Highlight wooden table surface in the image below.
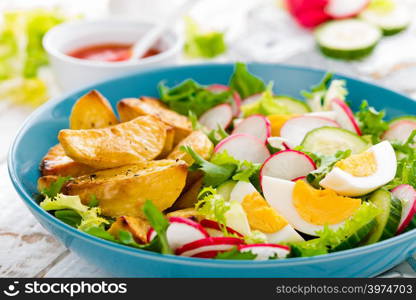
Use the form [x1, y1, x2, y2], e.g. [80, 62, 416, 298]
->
[0, 0, 415, 278]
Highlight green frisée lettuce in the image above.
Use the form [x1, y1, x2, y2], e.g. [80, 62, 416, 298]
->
[159, 79, 231, 117]
[305, 149, 351, 189]
[0, 9, 70, 106]
[301, 73, 333, 111]
[356, 100, 389, 144]
[182, 146, 261, 187]
[196, 187, 231, 231]
[241, 85, 289, 117]
[289, 202, 381, 257]
[229, 62, 266, 99]
[183, 17, 227, 59]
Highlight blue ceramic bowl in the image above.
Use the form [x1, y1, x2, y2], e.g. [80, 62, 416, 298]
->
[8, 63, 416, 277]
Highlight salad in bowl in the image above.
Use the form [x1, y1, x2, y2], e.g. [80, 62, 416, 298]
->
[36, 63, 416, 261]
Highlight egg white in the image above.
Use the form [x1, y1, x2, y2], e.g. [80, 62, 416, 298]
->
[320, 141, 397, 197]
[262, 176, 345, 236]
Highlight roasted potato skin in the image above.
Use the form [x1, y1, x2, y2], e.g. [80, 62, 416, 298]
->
[70, 90, 118, 130]
[62, 160, 188, 218]
[167, 208, 201, 220]
[108, 216, 150, 243]
[157, 126, 175, 158]
[59, 115, 169, 169]
[172, 178, 203, 210]
[40, 144, 97, 177]
[117, 97, 192, 145]
[167, 130, 213, 165]
[37, 175, 58, 192]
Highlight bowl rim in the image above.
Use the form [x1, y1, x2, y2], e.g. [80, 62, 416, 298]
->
[8, 62, 416, 268]
[42, 19, 183, 68]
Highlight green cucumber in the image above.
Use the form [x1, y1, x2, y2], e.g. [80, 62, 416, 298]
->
[359, 6, 410, 36]
[217, 181, 237, 201]
[332, 218, 377, 252]
[301, 127, 369, 156]
[315, 19, 381, 60]
[274, 96, 311, 114]
[364, 189, 402, 244]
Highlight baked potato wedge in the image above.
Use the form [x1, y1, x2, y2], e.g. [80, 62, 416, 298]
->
[40, 144, 97, 177]
[158, 126, 175, 158]
[62, 160, 188, 218]
[108, 216, 150, 243]
[117, 97, 192, 144]
[37, 175, 58, 192]
[167, 208, 201, 220]
[172, 178, 203, 210]
[59, 115, 169, 169]
[70, 90, 118, 130]
[167, 130, 213, 165]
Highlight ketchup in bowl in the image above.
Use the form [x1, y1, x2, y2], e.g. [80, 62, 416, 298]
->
[68, 43, 161, 62]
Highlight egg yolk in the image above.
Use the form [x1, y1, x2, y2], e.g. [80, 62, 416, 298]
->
[267, 114, 298, 136]
[293, 180, 361, 225]
[335, 151, 377, 177]
[241, 192, 288, 233]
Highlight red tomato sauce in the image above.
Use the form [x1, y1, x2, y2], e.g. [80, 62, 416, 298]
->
[68, 43, 161, 62]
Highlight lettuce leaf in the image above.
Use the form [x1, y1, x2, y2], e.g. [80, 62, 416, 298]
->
[229, 62, 266, 100]
[215, 247, 257, 260]
[241, 85, 289, 117]
[196, 187, 231, 230]
[289, 202, 381, 257]
[188, 111, 229, 145]
[182, 146, 261, 187]
[40, 176, 72, 199]
[356, 100, 389, 144]
[159, 79, 231, 117]
[183, 17, 227, 58]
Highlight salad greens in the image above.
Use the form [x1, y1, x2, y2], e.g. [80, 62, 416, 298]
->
[229, 62, 266, 99]
[356, 100, 389, 144]
[159, 79, 231, 117]
[182, 146, 261, 187]
[196, 187, 231, 232]
[183, 17, 227, 59]
[0, 9, 71, 106]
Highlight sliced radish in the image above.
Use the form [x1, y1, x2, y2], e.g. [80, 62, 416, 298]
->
[383, 120, 416, 143]
[207, 84, 241, 117]
[292, 176, 307, 182]
[200, 219, 243, 237]
[176, 237, 244, 257]
[260, 150, 316, 182]
[280, 115, 340, 148]
[242, 93, 262, 106]
[267, 137, 290, 150]
[238, 244, 290, 260]
[307, 111, 337, 121]
[330, 98, 361, 135]
[391, 184, 416, 234]
[214, 133, 271, 164]
[199, 103, 233, 130]
[285, 0, 331, 28]
[232, 114, 271, 143]
[265, 224, 305, 244]
[147, 217, 209, 250]
[325, 0, 369, 19]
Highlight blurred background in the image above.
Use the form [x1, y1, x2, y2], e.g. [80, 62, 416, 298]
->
[1, 0, 416, 277]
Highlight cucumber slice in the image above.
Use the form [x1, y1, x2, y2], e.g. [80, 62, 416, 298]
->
[301, 127, 369, 156]
[364, 189, 402, 244]
[359, 5, 410, 36]
[217, 181, 237, 201]
[274, 96, 311, 114]
[332, 218, 376, 252]
[315, 19, 381, 60]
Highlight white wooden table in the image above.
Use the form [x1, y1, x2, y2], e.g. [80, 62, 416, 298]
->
[0, 0, 415, 278]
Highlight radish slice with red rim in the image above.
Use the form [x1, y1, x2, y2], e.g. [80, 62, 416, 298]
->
[207, 84, 241, 117]
[232, 114, 271, 143]
[330, 98, 361, 135]
[199, 103, 233, 130]
[214, 133, 271, 164]
[267, 137, 290, 150]
[280, 115, 340, 148]
[147, 217, 209, 250]
[292, 176, 307, 182]
[383, 120, 416, 143]
[176, 237, 244, 257]
[325, 0, 369, 19]
[200, 219, 243, 237]
[260, 150, 316, 182]
[238, 244, 290, 260]
[242, 93, 262, 106]
[391, 184, 416, 234]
